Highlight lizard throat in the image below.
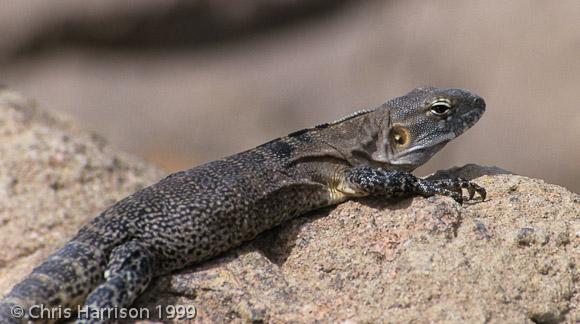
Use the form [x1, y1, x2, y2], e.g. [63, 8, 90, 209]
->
[387, 140, 451, 169]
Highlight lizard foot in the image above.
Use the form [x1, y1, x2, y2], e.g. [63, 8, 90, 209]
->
[417, 177, 486, 204]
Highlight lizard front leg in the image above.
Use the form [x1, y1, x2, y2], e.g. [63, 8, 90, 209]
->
[343, 166, 485, 204]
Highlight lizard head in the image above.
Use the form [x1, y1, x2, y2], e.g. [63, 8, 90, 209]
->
[363, 87, 486, 171]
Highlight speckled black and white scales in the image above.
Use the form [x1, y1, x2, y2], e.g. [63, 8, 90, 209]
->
[0, 87, 486, 323]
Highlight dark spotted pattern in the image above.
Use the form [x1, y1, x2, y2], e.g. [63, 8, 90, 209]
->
[265, 140, 294, 158]
[79, 241, 154, 323]
[0, 87, 486, 323]
[122, 148, 330, 274]
[346, 166, 485, 204]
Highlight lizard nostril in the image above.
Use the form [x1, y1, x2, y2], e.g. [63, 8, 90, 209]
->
[474, 97, 485, 109]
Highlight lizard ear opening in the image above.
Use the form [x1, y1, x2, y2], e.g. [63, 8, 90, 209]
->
[389, 126, 411, 148]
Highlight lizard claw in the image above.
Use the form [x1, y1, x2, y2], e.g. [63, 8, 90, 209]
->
[459, 178, 486, 201]
[416, 177, 485, 204]
[473, 184, 486, 201]
[438, 177, 486, 202]
[465, 184, 476, 200]
[451, 191, 464, 204]
[415, 179, 464, 204]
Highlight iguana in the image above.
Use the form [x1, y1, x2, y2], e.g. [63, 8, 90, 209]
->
[0, 87, 486, 323]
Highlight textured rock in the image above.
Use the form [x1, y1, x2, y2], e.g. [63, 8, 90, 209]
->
[0, 90, 578, 323]
[0, 88, 166, 294]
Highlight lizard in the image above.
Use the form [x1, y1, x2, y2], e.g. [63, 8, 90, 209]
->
[0, 86, 486, 323]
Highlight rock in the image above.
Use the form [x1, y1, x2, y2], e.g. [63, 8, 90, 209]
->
[0, 89, 578, 323]
[0, 89, 166, 294]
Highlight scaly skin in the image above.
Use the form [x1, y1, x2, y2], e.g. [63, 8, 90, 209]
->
[0, 87, 486, 323]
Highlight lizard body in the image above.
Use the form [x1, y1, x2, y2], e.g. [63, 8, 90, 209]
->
[0, 87, 486, 323]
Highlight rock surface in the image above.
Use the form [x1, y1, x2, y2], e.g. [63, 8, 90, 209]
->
[0, 90, 578, 323]
[0, 88, 166, 294]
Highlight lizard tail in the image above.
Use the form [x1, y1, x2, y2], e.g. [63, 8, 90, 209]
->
[0, 240, 108, 323]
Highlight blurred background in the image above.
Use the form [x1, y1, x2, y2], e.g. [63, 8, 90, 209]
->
[0, 0, 579, 192]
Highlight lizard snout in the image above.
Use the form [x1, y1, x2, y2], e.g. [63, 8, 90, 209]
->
[473, 97, 486, 111]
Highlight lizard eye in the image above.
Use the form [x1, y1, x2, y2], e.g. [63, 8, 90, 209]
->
[389, 126, 410, 147]
[429, 99, 453, 116]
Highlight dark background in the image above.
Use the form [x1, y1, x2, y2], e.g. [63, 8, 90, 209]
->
[1, 0, 579, 192]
